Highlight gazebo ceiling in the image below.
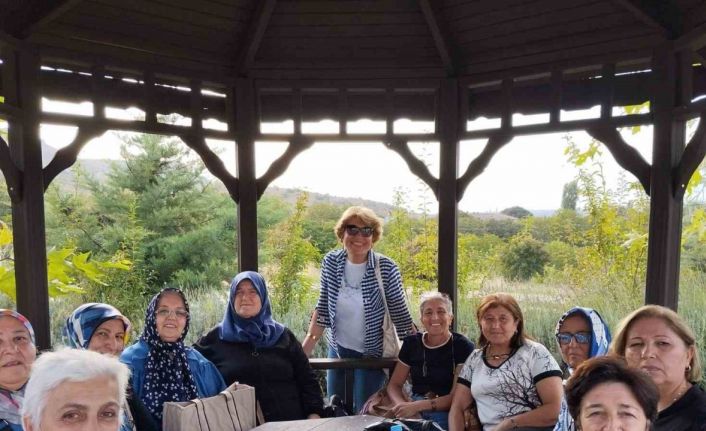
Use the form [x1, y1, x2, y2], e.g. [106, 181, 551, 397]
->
[2, 0, 705, 83]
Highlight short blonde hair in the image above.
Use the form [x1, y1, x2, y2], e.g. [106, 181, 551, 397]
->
[334, 206, 384, 243]
[610, 305, 702, 383]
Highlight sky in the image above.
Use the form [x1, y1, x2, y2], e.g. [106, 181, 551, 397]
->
[5, 98, 662, 214]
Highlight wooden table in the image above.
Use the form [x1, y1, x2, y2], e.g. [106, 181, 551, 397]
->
[252, 415, 382, 431]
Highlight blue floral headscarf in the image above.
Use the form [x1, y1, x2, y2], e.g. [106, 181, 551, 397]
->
[553, 307, 612, 431]
[140, 288, 198, 422]
[218, 271, 285, 348]
[63, 303, 131, 350]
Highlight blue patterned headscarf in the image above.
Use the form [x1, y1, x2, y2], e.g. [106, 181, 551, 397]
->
[63, 303, 131, 350]
[553, 307, 612, 431]
[218, 271, 285, 348]
[140, 288, 198, 422]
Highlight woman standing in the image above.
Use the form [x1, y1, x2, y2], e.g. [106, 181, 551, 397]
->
[64, 303, 158, 431]
[302, 206, 414, 412]
[195, 271, 324, 421]
[0, 310, 36, 431]
[553, 307, 611, 431]
[120, 288, 225, 427]
[610, 305, 706, 430]
[386, 292, 474, 429]
[448, 293, 563, 431]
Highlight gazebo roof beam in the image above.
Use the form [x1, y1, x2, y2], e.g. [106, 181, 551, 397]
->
[674, 22, 706, 53]
[418, 0, 457, 76]
[611, 0, 681, 39]
[236, 0, 277, 77]
[20, 0, 85, 38]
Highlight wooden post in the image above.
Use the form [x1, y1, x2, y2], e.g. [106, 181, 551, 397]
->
[437, 79, 460, 318]
[645, 46, 690, 310]
[6, 47, 50, 348]
[235, 78, 258, 271]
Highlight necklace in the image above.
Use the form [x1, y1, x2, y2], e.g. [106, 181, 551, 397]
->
[484, 345, 513, 361]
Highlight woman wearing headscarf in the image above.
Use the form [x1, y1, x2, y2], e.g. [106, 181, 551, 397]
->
[0, 310, 36, 431]
[553, 307, 611, 431]
[194, 271, 325, 422]
[120, 288, 225, 427]
[64, 303, 158, 431]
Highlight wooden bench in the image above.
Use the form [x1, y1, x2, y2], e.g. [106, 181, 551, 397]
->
[309, 357, 397, 414]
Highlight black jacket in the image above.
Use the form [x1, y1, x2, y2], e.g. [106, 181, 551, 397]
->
[655, 384, 706, 431]
[194, 327, 325, 422]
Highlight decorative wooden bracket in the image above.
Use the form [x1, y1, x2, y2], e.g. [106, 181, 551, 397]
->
[179, 133, 240, 202]
[384, 137, 440, 200]
[43, 125, 106, 191]
[673, 109, 706, 200]
[0, 135, 22, 203]
[256, 135, 314, 199]
[457, 132, 512, 202]
[586, 124, 651, 195]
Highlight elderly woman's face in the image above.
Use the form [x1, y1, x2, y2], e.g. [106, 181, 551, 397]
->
[155, 292, 188, 343]
[577, 382, 649, 431]
[421, 299, 452, 336]
[88, 319, 126, 357]
[0, 316, 36, 391]
[558, 314, 591, 369]
[624, 317, 693, 388]
[26, 376, 121, 431]
[342, 216, 374, 261]
[480, 306, 518, 347]
[233, 280, 262, 319]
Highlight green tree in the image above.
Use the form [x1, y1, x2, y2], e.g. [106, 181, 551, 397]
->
[501, 206, 532, 219]
[500, 234, 549, 280]
[561, 180, 578, 211]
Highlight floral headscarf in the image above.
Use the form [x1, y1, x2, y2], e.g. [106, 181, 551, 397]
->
[218, 271, 285, 348]
[140, 288, 198, 422]
[64, 303, 131, 350]
[0, 309, 35, 426]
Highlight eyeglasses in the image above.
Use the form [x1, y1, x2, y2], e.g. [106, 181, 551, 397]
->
[345, 225, 374, 237]
[155, 309, 189, 319]
[556, 332, 591, 345]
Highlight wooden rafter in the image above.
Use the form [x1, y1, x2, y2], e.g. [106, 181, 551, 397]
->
[674, 22, 706, 53]
[418, 0, 456, 76]
[235, 0, 277, 76]
[611, 0, 680, 38]
[385, 138, 440, 200]
[0, 135, 22, 203]
[256, 136, 314, 199]
[21, 0, 85, 38]
[586, 124, 652, 194]
[673, 109, 706, 199]
[0, 103, 23, 121]
[456, 132, 512, 202]
[43, 126, 105, 191]
[179, 133, 239, 202]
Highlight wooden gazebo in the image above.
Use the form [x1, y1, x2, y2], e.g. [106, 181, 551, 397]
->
[2, 0, 706, 349]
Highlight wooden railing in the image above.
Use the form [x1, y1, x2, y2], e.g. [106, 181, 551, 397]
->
[309, 357, 397, 414]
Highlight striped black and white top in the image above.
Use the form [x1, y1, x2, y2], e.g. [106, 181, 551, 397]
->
[316, 249, 414, 357]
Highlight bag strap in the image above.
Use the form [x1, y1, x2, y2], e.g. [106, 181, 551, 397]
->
[193, 398, 210, 431]
[374, 253, 391, 319]
[256, 402, 265, 425]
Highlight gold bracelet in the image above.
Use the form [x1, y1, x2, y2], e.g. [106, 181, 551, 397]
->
[306, 333, 319, 341]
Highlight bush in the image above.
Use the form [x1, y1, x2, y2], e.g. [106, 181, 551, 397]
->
[501, 235, 549, 280]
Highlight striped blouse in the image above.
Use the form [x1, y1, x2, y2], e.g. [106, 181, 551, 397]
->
[316, 249, 414, 357]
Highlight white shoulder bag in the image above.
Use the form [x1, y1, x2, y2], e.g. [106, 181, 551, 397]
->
[374, 254, 401, 358]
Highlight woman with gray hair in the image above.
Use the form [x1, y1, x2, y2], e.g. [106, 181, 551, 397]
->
[21, 348, 129, 431]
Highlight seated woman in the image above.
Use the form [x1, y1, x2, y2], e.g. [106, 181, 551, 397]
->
[448, 293, 563, 431]
[21, 348, 130, 431]
[0, 310, 36, 431]
[194, 271, 325, 421]
[385, 291, 474, 429]
[553, 307, 611, 431]
[64, 303, 158, 431]
[610, 304, 706, 430]
[120, 288, 225, 426]
[565, 356, 658, 431]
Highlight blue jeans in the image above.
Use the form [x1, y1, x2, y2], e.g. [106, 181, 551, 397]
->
[327, 345, 386, 413]
[411, 393, 449, 430]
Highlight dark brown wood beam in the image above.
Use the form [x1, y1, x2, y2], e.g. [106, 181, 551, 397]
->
[585, 124, 651, 194]
[674, 22, 706, 53]
[179, 133, 240, 202]
[21, 0, 85, 38]
[43, 126, 105, 191]
[256, 135, 313, 199]
[0, 135, 22, 203]
[235, 78, 258, 271]
[384, 137, 439, 200]
[418, 0, 457, 76]
[457, 132, 513, 201]
[673, 108, 706, 199]
[611, 0, 680, 38]
[235, 0, 277, 76]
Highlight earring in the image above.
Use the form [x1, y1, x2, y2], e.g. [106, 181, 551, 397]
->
[687, 364, 692, 372]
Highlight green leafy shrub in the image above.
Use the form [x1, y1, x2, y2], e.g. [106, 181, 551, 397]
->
[500, 235, 549, 280]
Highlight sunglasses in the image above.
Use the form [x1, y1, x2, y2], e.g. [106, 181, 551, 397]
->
[345, 225, 374, 237]
[556, 332, 591, 345]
